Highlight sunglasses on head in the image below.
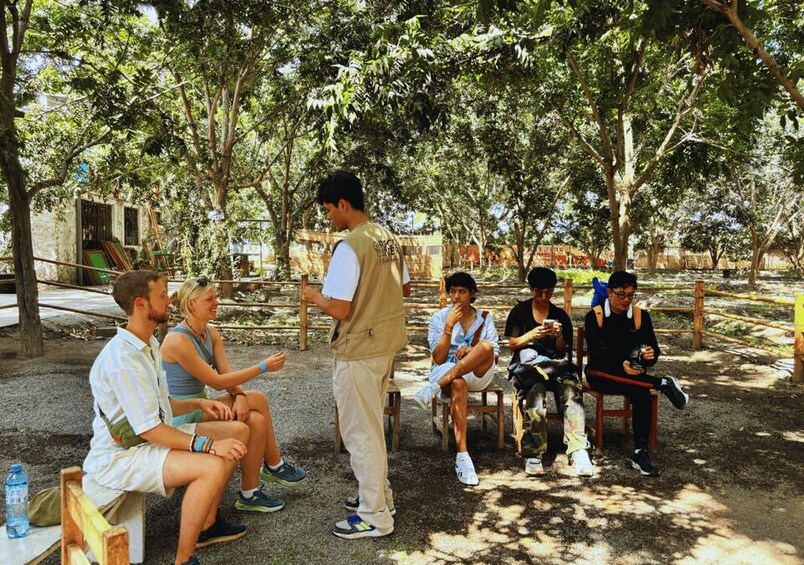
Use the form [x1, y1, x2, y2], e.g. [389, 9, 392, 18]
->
[195, 276, 211, 286]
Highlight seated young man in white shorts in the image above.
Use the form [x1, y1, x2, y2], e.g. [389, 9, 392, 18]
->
[83, 270, 250, 565]
[413, 272, 499, 486]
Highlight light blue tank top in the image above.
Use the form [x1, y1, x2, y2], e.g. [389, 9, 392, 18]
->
[163, 325, 216, 396]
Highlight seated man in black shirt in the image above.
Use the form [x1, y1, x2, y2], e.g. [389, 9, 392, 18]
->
[584, 270, 689, 477]
[505, 268, 594, 477]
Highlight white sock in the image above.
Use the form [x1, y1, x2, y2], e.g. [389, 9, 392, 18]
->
[660, 378, 668, 388]
[456, 451, 471, 463]
[241, 487, 257, 498]
[267, 458, 284, 471]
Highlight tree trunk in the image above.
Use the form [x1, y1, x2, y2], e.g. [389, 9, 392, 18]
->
[274, 230, 291, 281]
[1, 99, 43, 356]
[213, 185, 233, 298]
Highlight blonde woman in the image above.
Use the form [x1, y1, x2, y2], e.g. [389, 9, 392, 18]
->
[161, 277, 307, 513]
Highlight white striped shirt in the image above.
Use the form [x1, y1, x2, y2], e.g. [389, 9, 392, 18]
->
[83, 326, 174, 476]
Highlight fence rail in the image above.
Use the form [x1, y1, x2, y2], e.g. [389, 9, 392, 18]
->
[1, 255, 801, 382]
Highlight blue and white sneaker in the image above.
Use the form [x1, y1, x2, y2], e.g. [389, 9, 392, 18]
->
[260, 460, 308, 486]
[235, 484, 285, 513]
[331, 514, 393, 539]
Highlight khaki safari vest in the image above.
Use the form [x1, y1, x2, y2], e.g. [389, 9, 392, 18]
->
[329, 222, 408, 360]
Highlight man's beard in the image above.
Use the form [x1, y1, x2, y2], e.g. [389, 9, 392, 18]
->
[147, 305, 169, 324]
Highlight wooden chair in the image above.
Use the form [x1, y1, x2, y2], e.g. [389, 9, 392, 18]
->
[61, 467, 129, 565]
[431, 382, 505, 453]
[334, 365, 401, 454]
[576, 326, 658, 452]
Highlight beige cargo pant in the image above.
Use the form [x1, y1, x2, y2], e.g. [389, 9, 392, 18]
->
[333, 354, 395, 531]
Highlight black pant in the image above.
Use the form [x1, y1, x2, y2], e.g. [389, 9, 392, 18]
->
[585, 370, 661, 450]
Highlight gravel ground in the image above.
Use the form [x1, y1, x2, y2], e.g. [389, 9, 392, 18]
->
[0, 305, 802, 565]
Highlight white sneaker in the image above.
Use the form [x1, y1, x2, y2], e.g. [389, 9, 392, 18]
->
[413, 383, 438, 410]
[525, 457, 544, 475]
[572, 450, 595, 477]
[455, 456, 479, 486]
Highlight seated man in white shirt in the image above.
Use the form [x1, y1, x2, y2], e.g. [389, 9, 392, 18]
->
[413, 272, 498, 486]
[83, 270, 249, 565]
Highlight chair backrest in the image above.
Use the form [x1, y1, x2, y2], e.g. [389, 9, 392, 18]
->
[576, 326, 587, 374]
[61, 467, 129, 565]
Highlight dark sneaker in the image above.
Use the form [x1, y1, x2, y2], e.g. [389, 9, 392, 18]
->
[343, 494, 396, 516]
[260, 460, 308, 486]
[196, 515, 247, 548]
[630, 449, 660, 477]
[180, 557, 200, 565]
[331, 514, 393, 539]
[235, 484, 285, 513]
[661, 377, 689, 410]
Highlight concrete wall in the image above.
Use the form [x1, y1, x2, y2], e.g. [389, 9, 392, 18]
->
[30, 195, 152, 284]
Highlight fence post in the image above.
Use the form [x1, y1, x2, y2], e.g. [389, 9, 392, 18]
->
[562, 278, 573, 317]
[794, 293, 803, 384]
[693, 280, 704, 350]
[438, 276, 447, 308]
[299, 274, 308, 351]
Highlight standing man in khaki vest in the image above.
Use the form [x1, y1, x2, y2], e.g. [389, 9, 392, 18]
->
[303, 171, 410, 538]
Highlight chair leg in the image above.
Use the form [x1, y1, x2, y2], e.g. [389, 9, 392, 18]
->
[496, 391, 504, 449]
[595, 395, 604, 452]
[481, 391, 488, 431]
[431, 397, 438, 433]
[441, 402, 450, 453]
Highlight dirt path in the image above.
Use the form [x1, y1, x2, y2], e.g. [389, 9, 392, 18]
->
[0, 323, 801, 564]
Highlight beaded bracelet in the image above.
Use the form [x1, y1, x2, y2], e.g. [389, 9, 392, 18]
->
[192, 435, 208, 453]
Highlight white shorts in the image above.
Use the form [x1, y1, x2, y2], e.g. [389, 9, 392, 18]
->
[429, 362, 496, 403]
[88, 423, 196, 497]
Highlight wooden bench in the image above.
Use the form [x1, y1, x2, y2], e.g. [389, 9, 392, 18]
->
[61, 467, 128, 565]
[431, 383, 505, 453]
[0, 472, 145, 565]
[576, 326, 658, 452]
[334, 366, 401, 454]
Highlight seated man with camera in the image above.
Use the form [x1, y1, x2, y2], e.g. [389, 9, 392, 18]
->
[584, 270, 689, 477]
[505, 268, 594, 477]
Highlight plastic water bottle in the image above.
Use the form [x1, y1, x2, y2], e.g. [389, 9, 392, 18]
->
[5, 463, 30, 539]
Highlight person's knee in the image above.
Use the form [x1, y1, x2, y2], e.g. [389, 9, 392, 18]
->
[476, 340, 495, 358]
[451, 378, 468, 400]
[247, 410, 266, 433]
[247, 390, 269, 412]
[229, 420, 249, 443]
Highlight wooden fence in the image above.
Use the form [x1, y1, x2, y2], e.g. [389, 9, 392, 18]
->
[1, 256, 801, 383]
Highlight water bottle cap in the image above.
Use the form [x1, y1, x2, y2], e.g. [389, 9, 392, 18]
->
[10, 463, 23, 473]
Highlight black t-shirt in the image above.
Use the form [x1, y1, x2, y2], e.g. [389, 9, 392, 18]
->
[504, 299, 573, 363]
[584, 307, 660, 375]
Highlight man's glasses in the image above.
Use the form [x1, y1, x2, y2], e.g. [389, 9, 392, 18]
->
[532, 288, 555, 297]
[611, 290, 637, 300]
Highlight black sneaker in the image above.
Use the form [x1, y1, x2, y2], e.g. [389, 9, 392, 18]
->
[343, 494, 396, 516]
[661, 377, 689, 410]
[196, 514, 247, 548]
[630, 449, 660, 477]
[180, 557, 200, 565]
[331, 514, 393, 539]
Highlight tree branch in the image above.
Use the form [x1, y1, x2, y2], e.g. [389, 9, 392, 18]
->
[567, 49, 615, 164]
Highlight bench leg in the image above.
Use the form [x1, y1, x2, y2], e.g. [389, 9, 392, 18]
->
[94, 491, 143, 564]
[623, 397, 631, 433]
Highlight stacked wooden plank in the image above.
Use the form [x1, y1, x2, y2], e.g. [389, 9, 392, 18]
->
[82, 249, 114, 285]
[102, 240, 133, 271]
